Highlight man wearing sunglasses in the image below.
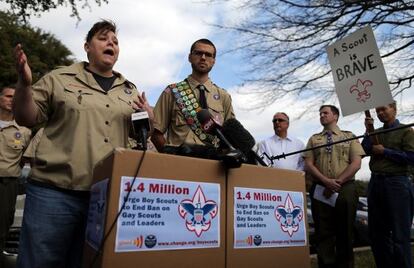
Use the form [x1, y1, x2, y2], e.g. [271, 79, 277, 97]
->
[257, 112, 305, 170]
[152, 39, 234, 151]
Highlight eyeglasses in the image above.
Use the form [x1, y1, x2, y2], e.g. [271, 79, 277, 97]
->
[272, 118, 288, 123]
[191, 50, 215, 59]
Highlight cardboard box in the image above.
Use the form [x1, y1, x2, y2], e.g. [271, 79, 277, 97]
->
[227, 165, 310, 268]
[84, 149, 226, 268]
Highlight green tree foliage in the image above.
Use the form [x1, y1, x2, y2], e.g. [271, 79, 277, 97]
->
[0, 11, 74, 88]
[1, 0, 108, 21]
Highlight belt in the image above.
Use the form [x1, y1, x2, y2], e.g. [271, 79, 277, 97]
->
[313, 179, 355, 187]
[28, 178, 90, 198]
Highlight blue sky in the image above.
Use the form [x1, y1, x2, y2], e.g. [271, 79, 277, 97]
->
[4, 0, 410, 180]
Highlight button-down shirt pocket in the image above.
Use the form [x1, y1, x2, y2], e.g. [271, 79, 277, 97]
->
[7, 141, 24, 152]
[173, 107, 188, 129]
[312, 140, 324, 159]
[336, 142, 351, 163]
[63, 88, 94, 111]
[208, 104, 224, 125]
[118, 95, 135, 117]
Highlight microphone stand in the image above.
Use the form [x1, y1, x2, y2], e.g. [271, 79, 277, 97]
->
[261, 122, 414, 163]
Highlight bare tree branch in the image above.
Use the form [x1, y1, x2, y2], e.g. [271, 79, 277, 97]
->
[211, 0, 414, 112]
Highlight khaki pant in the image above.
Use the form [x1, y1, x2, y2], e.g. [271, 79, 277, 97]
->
[310, 181, 357, 268]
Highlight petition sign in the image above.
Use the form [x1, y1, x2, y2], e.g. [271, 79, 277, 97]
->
[327, 26, 393, 116]
[115, 177, 220, 252]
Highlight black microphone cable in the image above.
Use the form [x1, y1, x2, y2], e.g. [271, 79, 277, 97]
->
[89, 149, 147, 268]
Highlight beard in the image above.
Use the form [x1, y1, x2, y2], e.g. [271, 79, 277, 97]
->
[191, 62, 213, 75]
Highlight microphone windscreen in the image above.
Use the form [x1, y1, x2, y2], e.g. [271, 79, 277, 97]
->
[161, 143, 223, 161]
[196, 109, 212, 124]
[222, 118, 256, 154]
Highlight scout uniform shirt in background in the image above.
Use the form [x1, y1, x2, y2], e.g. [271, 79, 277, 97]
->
[369, 123, 414, 175]
[0, 121, 31, 177]
[23, 128, 44, 160]
[30, 62, 138, 191]
[303, 126, 365, 180]
[153, 75, 235, 146]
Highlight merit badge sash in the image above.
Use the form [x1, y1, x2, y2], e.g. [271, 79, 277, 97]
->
[170, 80, 220, 147]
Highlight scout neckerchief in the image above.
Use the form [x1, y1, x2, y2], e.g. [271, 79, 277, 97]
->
[169, 79, 220, 147]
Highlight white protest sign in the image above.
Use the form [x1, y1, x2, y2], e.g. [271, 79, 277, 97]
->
[115, 177, 220, 252]
[326, 26, 393, 116]
[234, 187, 306, 248]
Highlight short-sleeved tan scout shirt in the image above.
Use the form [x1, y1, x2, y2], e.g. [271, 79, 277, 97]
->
[0, 121, 31, 177]
[153, 75, 234, 146]
[303, 126, 365, 180]
[30, 62, 138, 190]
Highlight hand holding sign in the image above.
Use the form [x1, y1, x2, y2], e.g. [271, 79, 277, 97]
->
[326, 26, 393, 116]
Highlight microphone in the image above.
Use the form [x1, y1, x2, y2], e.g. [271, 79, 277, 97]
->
[196, 109, 246, 168]
[221, 118, 267, 166]
[162, 144, 223, 160]
[196, 109, 236, 150]
[131, 110, 150, 150]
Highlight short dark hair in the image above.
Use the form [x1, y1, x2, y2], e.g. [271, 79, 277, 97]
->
[319, 105, 340, 117]
[0, 85, 15, 95]
[86, 20, 117, 43]
[190, 39, 216, 58]
[388, 101, 397, 111]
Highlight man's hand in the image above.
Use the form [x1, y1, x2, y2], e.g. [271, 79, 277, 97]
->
[365, 117, 374, 133]
[133, 92, 154, 122]
[14, 44, 32, 87]
[323, 178, 341, 192]
[372, 144, 385, 155]
[323, 187, 334, 198]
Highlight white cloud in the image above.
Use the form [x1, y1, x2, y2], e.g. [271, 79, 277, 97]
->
[4, 0, 407, 181]
[23, 0, 228, 98]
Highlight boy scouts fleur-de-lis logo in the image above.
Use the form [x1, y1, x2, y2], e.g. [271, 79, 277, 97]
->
[349, 79, 372, 103]
[178, 186, 218, 237]
[275, 194, 303, 237]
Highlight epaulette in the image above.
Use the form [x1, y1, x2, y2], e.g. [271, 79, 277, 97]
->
[125, 80, 137, 89]
[341, 130, 356, 138]
[314, 131, 324, 136]
[212, 82, 226, 91]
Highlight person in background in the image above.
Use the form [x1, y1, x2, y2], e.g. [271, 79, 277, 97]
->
[0, 86, 31, 266]
[257, 112, 305, 170]
[362, 102, 414, 268]
[13, 20, 152, 267]
[303, 105, 364, 268]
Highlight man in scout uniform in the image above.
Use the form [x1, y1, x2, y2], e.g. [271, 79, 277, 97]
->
[14, 20, 153, 267]
[362, 102, 414, 268]
[0, 86, 31, 265]
[151, 39, 235, 151]
[303, 105, 364, 268]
